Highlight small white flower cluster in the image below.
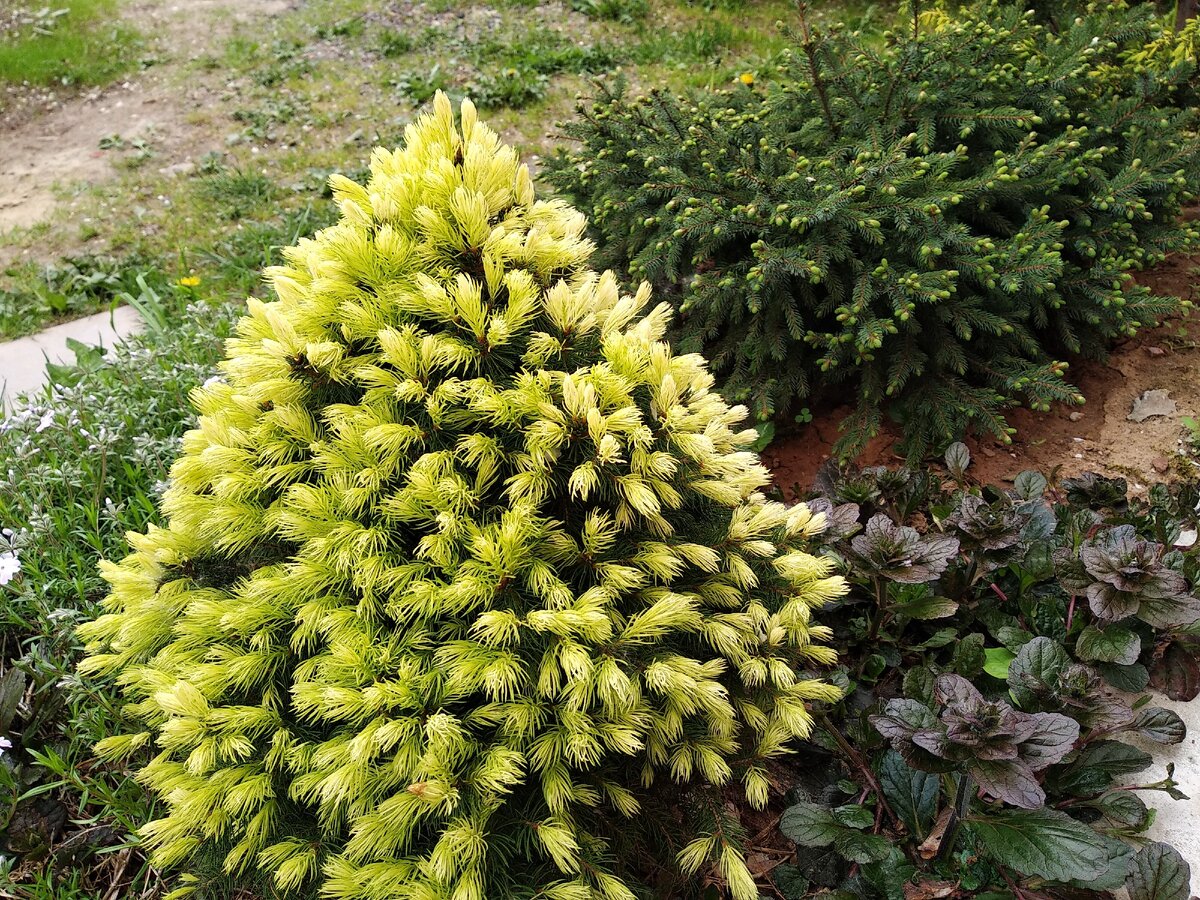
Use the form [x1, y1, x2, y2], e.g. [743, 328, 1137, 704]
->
[0, 528, 18, 587]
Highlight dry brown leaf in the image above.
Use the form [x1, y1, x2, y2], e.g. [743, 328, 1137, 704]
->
[903, 880, 958, 900]
[917, 806, 954, 860]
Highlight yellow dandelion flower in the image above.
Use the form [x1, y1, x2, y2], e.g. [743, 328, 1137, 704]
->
[738, 72, 755, 86]
[177, 276, 201, 287]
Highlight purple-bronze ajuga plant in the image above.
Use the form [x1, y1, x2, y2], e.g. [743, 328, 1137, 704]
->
[847, 515, 960, 585]
[871, 673, 1078, 809]
[1070, 525, 1200, 628]
[768, 448, 1198, 900]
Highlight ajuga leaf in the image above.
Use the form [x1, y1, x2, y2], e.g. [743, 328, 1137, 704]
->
[1149, 642, 1200, 702]
[966, 807, 1131, 883]
[1091, 790, 1151, 829]
[1126, 842, 1192, 900]
[1064, 474, 1129, 510]
[944, 442, 970, 480]
[1130, 707, 1186, 745]
[1076, 624, 1142, 666]
[1079, 527, 1200, 628]
[878, 751, 939, 840]
[779, 801, 889, 864]
[1013, 471, 1047, 501]
[1051, 741, 1153, 797]
[780, 801, 843, 847]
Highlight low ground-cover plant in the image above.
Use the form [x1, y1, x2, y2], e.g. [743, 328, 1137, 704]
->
[0, 300, 234, 894]
[570, 0, 649, 24]
[549, 1, 1200, 458]
[78, 94, 845, 900]
[466, 31, 620, 109]
[393, 26, 621, 110]
[764, 450, 1199, 898]
[0, 253, 168, 340]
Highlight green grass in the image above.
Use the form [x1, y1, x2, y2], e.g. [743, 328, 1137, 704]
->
[0, 255, 165, 340]
[0, 0, 810, 320]
[0, 0, 142, 87]
[0, 0, 876, 339]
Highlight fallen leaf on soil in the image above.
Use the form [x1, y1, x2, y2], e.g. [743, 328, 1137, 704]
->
[744, 851, 774, 876]
[1150, 643, 1200, 701]
[904, 881, 959, 900]
[1128, 389, 1177, 422]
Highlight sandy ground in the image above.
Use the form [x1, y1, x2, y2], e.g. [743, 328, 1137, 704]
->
[0, 0, 292, 250]
[0, 84, 183, 232]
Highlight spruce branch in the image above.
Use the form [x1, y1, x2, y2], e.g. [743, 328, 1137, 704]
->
[796, 4, 840, 140]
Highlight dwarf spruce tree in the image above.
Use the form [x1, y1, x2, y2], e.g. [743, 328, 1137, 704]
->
[548, 1, 1200, 458]
[78, 94, 843, 900]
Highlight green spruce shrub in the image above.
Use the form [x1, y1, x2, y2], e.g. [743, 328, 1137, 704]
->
[78, 93, 844, 900]
[548, 1, 1200, 458]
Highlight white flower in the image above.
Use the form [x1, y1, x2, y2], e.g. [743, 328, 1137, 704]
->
[0, 549, 19, 586]
[0, 736, 11, 755]
[35, 410, 55, 433]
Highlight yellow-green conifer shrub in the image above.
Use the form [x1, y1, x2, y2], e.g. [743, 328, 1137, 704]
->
[79, 93, 844, 900]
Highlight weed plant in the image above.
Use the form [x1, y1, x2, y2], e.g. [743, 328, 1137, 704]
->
[0, 255, 167, 341]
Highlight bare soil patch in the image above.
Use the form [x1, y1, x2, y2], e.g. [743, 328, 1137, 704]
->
[0, 0, 292, 241]
[0, 83, 180, 232]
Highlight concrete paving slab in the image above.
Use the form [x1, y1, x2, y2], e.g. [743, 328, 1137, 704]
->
[1130, 691, 1200, 893]
[0, 306, 142, 409]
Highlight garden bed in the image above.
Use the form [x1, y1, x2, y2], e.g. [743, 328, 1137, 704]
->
[3, 3, 1200, 896]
